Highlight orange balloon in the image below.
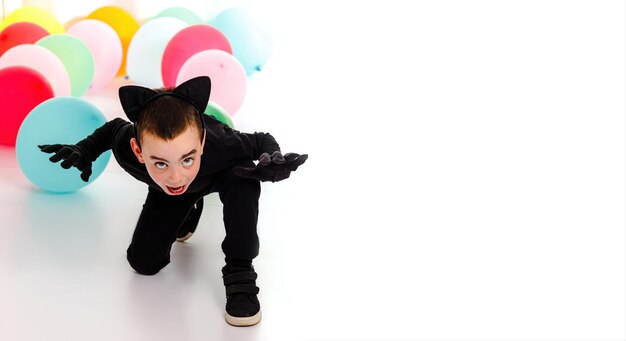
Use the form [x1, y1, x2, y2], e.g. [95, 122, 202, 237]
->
[87, 6, 139, 76]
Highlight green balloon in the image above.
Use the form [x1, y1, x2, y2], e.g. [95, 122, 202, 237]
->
[204, 102, 234, 128]
[156, 7, 203, 25]
[36, 34, 94, 97]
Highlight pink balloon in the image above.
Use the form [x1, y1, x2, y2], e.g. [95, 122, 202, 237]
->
[176, 49, 247, 116]
[161, 24, 232, 87]
[67, 19, 122, 89]
[0, 44, 71, 97]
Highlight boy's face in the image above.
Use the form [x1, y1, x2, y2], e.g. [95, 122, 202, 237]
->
[130, 126, 205, 196]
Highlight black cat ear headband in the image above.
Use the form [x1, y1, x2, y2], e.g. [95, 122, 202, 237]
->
[118, 76, 211, 140]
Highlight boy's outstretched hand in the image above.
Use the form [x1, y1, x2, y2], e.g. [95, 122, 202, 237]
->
[38, 144, 93, 182]
[233, 151, 308, 182]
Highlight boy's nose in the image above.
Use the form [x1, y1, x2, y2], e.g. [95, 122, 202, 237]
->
[169, 168, 183, 183]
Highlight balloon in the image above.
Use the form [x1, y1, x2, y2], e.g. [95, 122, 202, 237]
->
[0, 6, 64, 34]
[16, 97, 111, 193]
[87, 6, 139, 76]
[161, 24, 232, 87]
[67, 19, 122, 90]
[36, 34, 95, 97]
[204, 1, 223, 21]
[177, 49, 247, 116]
[63, 16, 85, 31]
[156, 7, 203, 25]
[126, 17, 187, 88]
[0, 22, 49, 56]
[0, 44, 71, 97]
[205, 102, 234, 128]
[0, 66, 54, 146]
[210, 7, 273, 75]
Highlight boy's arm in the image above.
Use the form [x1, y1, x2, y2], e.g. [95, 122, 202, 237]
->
[236, 131, 282, 160]
[73, 118, 128, 161]
[39, 118, 129, 181]
[230, 129, 308, 183]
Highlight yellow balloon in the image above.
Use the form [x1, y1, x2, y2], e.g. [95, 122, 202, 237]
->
[0, 6, 64, 34]
[87, 6, 139, 76]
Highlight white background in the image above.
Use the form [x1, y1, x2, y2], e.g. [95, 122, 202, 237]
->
[0, 0, 624, 340]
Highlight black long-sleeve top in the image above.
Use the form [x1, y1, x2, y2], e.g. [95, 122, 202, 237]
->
[78, 115, 280, 194]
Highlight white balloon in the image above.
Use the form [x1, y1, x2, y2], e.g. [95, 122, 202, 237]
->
[126, 17, 188, 87]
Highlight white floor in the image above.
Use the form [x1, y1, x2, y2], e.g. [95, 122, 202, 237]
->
[1, 1, 626, 340]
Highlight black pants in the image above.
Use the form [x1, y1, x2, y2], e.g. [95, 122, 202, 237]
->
[126, 169, 261, 275]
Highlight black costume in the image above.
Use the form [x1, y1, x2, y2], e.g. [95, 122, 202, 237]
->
[40, 76, 307, 325]
[81, 114, 278, 275]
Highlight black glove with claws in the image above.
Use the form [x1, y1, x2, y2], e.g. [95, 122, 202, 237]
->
[38, 144, 93, 182]
[233, 151, 308, 182]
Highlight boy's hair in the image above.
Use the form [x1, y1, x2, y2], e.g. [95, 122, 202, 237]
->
[135, 88, 204, 143]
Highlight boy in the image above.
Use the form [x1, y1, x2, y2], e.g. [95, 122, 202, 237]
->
[38, 76, 307, 327]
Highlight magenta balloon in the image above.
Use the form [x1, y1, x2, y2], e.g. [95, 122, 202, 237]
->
[0, 66, 54, 146]
[0, 44, 71, 96]
[161, 24, 232, 87]
[176, 49, 247, 116]
[67, 19, 123, 89]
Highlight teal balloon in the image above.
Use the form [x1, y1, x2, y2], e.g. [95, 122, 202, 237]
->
[36, 34, 95, 97]
[16, 97, 111, 193]
[156, 7, 203, 25]
[210, 7, 273, 75]
[205, 102, 234, 128]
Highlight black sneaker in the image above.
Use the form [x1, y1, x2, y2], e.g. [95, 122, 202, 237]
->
[176, 198, 204, 242]
[222, 265, 262, 326]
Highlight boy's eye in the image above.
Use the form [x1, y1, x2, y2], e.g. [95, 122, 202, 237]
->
[182, 158, 194, 167]
[155, 162, 167, 170]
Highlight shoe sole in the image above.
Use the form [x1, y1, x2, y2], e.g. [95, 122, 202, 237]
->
[225, 310, 261, 327]
[176, 232, 193, 242]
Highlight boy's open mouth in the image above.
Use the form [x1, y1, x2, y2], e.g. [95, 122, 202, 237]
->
[166, 185, 186, 195]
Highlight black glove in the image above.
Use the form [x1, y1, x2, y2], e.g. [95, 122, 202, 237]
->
[38, 144, 93, 182]
[233, 151, 308, 182]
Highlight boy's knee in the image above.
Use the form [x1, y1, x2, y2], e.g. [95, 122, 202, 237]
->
[127, 247, 169, 276]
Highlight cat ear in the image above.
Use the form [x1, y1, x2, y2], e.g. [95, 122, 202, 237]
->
[173, 76, 211, 114]
[118, 85, 158, 122]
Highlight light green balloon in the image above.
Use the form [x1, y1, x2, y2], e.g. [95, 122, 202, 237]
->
[204, 102, 234, 128]
[36, 34, 95, 97]
[156, 7, 203, 25]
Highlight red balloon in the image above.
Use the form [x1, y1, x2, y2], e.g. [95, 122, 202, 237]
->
[0, 22, 50, 56]
[0, 66, 54, 146]
[161, 24, 232, 87]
